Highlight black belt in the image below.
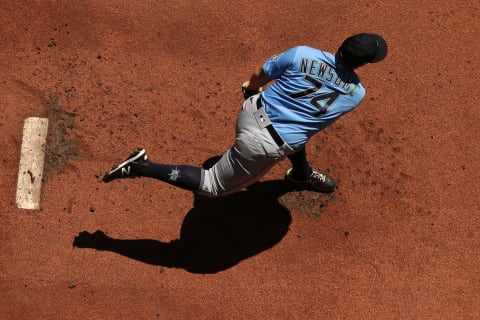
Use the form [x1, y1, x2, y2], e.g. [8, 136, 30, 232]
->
[256, 98, 284, 147]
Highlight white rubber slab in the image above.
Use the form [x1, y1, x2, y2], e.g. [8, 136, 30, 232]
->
[16, 117, 49, 209]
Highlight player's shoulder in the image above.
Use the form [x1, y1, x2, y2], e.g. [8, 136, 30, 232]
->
[293, 45, 321, 54]
[291, 45, 333, 61]
[273, 45, 326, 58]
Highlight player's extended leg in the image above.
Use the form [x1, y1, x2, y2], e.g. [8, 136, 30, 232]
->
[286, 147, 337, 193]
[102, 148, 202, 192]
[101, 145, 276, 197]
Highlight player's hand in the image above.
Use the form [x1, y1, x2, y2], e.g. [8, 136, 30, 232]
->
[242, 81, 262, 100]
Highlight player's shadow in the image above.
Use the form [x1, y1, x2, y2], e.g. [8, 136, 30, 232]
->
[73, 158, 297, 274]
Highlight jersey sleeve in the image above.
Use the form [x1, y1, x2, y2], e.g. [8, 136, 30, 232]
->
[262, 47, 299, 79]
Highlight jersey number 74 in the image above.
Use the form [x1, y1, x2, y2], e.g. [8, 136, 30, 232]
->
[289, 75, 340, 116]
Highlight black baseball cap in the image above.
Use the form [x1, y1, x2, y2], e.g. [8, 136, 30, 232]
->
[338, 33, 388, 67]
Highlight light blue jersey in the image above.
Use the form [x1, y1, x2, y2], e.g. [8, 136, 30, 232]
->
[261, 46, 366, 150]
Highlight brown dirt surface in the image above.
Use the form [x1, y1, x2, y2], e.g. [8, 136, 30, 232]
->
[1, 1, 479, 319]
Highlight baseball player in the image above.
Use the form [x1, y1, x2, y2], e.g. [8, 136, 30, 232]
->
[102, 33, 387, 197]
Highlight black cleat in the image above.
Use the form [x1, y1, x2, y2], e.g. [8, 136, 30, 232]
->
[102, 148, 148, 183]
[286, 168, 336, 193]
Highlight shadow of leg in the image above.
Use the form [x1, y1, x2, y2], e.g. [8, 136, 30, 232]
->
[74, 231, 184, 268]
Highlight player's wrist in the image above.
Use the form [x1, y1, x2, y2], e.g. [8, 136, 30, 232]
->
[242, 81, 261, 99]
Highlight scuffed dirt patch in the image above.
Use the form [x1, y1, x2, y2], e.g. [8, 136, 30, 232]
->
[280, 190, 343, 219]
[43, 94, 80, 181]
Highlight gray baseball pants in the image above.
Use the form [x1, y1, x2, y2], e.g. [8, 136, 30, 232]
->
[198, 94, 293, 197]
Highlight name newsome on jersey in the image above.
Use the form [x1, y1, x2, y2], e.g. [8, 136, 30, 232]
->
[300, 58, 361, 96]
